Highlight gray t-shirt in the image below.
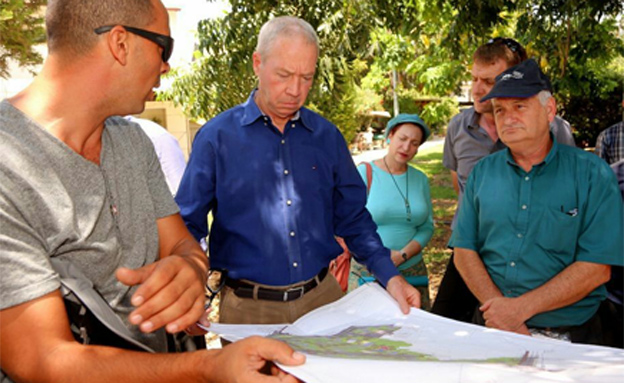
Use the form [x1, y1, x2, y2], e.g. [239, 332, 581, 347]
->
[0, 100, 179, 361]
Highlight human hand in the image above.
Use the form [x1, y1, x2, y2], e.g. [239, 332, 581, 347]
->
[184, 306, 212, 336]
[386, 275, 421, 313]
[206, 336, 305, 383]
[390, 250, 403, 266]
[116, 254, 207, 334]
[480, 297, 531, 335]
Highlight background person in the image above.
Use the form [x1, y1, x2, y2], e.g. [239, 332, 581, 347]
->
[0, 1, 304, 382]
[451, 59, 623, 345]
[433, 37, 576, 322]
[595, 100, 624, 165]
[350, 114, 434, 309]
[125, 116, 187, 196]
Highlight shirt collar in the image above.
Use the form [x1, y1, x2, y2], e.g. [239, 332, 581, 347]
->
[505, 132, 558, 169]
[466, 107, 481, 130]
[240, 89, 314, 132]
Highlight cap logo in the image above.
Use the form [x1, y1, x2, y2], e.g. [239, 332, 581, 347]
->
[501, 71, 524, 81]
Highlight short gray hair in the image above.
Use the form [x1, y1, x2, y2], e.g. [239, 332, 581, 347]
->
[537, 90, 553, 106]
[256, 16, 319, 58]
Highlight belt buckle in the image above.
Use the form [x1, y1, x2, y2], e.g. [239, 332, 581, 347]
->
[284, 286, 305, 301]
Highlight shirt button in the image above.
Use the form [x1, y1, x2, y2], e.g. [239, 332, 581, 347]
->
[287, 200, 292, 206]
[525, 176, 530, 181]
[510, 262, 516, 267]
[291, 123, 296, 128]
[521, 205, 527, 210]
[290, 231, 296, 237]
[284, 170, 289, 175]
[293, 262, 298, 268]
[517, 233, 523, 238]
[281, 139, 285, 144]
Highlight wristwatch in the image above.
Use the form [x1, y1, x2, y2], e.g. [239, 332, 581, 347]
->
[401, 252, 408, 262]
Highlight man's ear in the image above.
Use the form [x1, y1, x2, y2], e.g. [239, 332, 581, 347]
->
[546, 96, 557, 123]
[252, 51, 262, 76]
[105, 26, 130, 66]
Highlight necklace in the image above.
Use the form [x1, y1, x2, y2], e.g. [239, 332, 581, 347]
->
[383, 156, 411, 222]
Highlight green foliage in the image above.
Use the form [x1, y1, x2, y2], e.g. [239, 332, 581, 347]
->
[420, 98, 460, 132]
[514, 0, 624, 144]
[441, 0, 624, 145]
[0, 0, 46, 78]
[164, 0, 624, 145]
[164, 0, 464, 134]
[163, 0, 380, 125]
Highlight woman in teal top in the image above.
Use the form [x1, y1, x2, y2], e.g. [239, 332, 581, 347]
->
[351, 114, 434, 309]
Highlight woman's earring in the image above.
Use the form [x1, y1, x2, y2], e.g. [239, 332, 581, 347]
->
[386, 138, 390, 144]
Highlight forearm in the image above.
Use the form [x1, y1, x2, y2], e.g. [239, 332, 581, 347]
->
[453, 247, 502, 304]
[157, 214, 209, 283]
[391, 240, 423, 266]
[168, 238, 210, 281]
[402, 240, 423, 256]
[515, 261, 610, 320]
[451, 171, 459, 195]
[40, 344, 214, 383]
[2, 293, 210, 383]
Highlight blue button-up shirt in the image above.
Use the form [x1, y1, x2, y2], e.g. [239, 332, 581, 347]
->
[176, 91, 397, 286]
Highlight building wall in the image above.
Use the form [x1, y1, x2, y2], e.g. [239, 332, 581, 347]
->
[1, 4, 199, 158]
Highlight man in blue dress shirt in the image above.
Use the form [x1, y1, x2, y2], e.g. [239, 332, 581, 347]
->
[450, 59, 623, 345]
[176, 16, 420, 326]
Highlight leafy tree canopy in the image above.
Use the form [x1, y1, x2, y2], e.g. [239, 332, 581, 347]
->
[163, 0, 624, 145]
[0, 0, 46, 79]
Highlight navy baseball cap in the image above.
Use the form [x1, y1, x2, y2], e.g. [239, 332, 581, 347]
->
[384, 113, 431, 142]
[481, 59, 551, 102]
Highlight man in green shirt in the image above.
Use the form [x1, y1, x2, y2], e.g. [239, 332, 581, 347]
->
[450, 59, 623, 345]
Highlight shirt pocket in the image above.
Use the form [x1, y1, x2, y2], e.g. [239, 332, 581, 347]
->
[534, 207, 580, 257]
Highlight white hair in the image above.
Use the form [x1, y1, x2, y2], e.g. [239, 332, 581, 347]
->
[537, 90, 552, 106]
[256, 16, 319, 58]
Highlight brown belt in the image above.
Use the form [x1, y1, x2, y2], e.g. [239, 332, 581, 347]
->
[225, 268, 328, 302]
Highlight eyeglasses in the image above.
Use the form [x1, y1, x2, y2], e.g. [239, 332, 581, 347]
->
[487, 37, 522, 54]
[94, 25, 174, 63]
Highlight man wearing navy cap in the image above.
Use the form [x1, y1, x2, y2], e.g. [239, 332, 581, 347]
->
[450, 59, 623, 345]
[434, 38, 575, 322]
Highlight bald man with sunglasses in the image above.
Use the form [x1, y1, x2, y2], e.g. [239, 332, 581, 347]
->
[0, 1, 304, 382]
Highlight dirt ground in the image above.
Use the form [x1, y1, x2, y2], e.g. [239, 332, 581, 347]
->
[423, 200, 454, 302]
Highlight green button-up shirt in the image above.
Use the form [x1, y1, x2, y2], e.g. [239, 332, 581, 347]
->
[450, 138, 624, 327]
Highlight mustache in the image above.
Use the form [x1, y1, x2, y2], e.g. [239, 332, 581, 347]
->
[500, 124, 523, 130]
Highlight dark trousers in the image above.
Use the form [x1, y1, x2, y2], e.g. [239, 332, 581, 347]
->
[431, 251, 478, 322]
[599, 298, 623, 348]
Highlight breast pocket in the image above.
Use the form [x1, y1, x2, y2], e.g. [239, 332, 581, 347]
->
[535, 207, 581, 257]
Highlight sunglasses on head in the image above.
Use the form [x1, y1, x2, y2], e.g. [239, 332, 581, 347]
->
[487, 37, 522, 54]
[94, 25, 174, 63]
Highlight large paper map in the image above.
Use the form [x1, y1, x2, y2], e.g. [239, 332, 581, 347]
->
[205, 284, 624, 383]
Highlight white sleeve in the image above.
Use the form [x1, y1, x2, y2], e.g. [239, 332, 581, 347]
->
[153, 133, 187, 196]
